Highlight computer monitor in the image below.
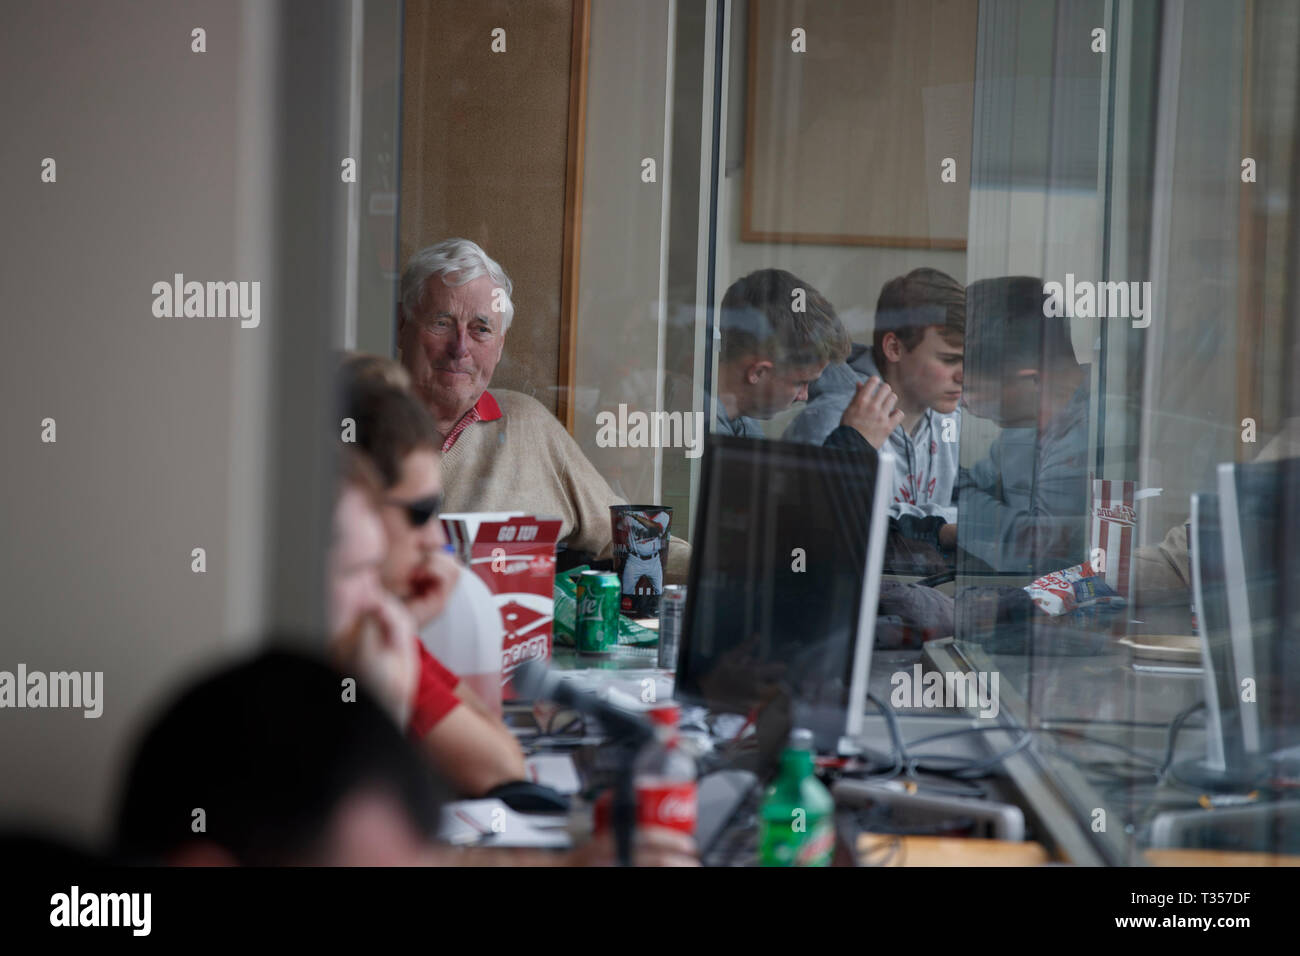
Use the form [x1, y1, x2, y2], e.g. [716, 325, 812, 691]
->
[1217, 459, 1300, 751]
[674, 435, 895, 755]
[1181, 458, 1300, 790]
[1187, 491, 1236, 781]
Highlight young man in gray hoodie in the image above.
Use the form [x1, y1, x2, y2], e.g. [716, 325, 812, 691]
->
[786, 268, 965, 550]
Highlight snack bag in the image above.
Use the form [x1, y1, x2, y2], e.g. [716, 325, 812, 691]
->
[1025, 559, 1125, 616]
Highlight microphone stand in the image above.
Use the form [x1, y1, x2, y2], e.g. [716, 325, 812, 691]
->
[612, 740, 640, 867]
[598, 715, 654, 867]
[512, 660, 653, 867]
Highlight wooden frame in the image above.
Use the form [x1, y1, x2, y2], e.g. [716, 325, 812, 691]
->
[741, 0, 973, 250]
[557, 0, 591, 435]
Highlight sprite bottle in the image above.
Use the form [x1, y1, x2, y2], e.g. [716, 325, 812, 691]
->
[758, 728, 835, 867]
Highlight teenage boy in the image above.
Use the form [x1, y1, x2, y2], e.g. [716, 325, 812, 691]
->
[788, 268, 965, 549]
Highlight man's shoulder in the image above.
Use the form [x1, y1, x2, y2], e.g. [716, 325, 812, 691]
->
[806, 360, 865, 401]
[786, 391, 851, 444]
[488, 389, 585, 457]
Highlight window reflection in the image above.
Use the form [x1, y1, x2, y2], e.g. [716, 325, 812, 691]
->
[396, 0, 1300, 862]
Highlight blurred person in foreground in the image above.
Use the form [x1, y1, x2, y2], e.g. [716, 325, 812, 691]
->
[343, 367, 504, 712]
[329, 445, 524, 795]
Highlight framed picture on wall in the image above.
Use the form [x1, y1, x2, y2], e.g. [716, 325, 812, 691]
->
[743, 0, 976, 250]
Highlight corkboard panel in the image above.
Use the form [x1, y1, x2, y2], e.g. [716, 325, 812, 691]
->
[401, 0, 574, 414]
[744, 0, 976, 249]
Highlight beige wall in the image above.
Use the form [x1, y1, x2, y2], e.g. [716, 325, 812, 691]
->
[1, 1, 252, 844]
[1, 0, 360, 848]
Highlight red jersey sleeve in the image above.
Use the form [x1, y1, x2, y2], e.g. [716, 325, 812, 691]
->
[409, 644, 461, 740]
[419, 643, 459, 691]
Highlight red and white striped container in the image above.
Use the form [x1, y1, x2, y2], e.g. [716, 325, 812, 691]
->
[1089, 478, 1137, 599]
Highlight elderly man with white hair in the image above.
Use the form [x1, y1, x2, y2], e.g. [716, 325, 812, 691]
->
[397, 238, 688, 581]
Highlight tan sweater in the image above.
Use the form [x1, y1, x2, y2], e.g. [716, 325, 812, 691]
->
[441, 389, 690, 584]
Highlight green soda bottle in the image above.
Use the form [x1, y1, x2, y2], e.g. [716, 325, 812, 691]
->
[758, 728, 835, 866]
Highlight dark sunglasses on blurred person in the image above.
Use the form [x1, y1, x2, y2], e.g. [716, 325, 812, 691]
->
[387, 494, 443, 527]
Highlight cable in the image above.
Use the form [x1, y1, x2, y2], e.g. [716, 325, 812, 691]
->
[866, 692, 908, 778]
[1044, 727, 1166, 770]
[1159, 701, 1207, 779]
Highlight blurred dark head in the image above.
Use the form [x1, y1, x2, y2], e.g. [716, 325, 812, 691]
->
[115, 648, 445, 866]
[342, 379, 451, 605]
[963, 277, 1079, 425]
[343, 380, 439, 489]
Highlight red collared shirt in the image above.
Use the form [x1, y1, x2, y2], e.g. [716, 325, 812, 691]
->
[441, 390, 503, 453]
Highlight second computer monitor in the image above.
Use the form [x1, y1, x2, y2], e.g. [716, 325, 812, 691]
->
[675, 435, 894, 753]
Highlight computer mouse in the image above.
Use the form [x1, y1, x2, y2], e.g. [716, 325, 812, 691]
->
[485, 781, 572, 814]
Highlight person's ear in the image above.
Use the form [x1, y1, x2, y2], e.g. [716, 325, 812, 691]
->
[746, 359, 775, 385]
[881, 332, 906, 364]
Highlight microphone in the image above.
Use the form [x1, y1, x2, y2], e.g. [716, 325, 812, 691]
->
[513, 659, 654, 744]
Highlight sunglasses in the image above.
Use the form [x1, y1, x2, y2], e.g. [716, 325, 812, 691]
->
[387, 493, 444, 528]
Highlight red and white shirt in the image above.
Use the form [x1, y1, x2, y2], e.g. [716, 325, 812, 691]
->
[442, 391, 503, 454]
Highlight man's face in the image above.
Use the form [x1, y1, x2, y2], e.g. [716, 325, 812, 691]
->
[378, 449, 450, 601]
[328, 487, 389, 640]
[886, 326, 964, 415]
[744, 359, 828, 419]
[398, 274, 506, 420]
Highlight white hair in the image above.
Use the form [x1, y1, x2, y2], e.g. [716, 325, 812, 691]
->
[400, 238, 515, 332]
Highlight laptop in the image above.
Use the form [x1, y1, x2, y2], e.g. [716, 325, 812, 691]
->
[673, 435, 895, 758]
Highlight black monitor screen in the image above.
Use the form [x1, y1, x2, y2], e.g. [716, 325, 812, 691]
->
[675, 436, 881, 750]
[1220, 457, 1300, 755]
